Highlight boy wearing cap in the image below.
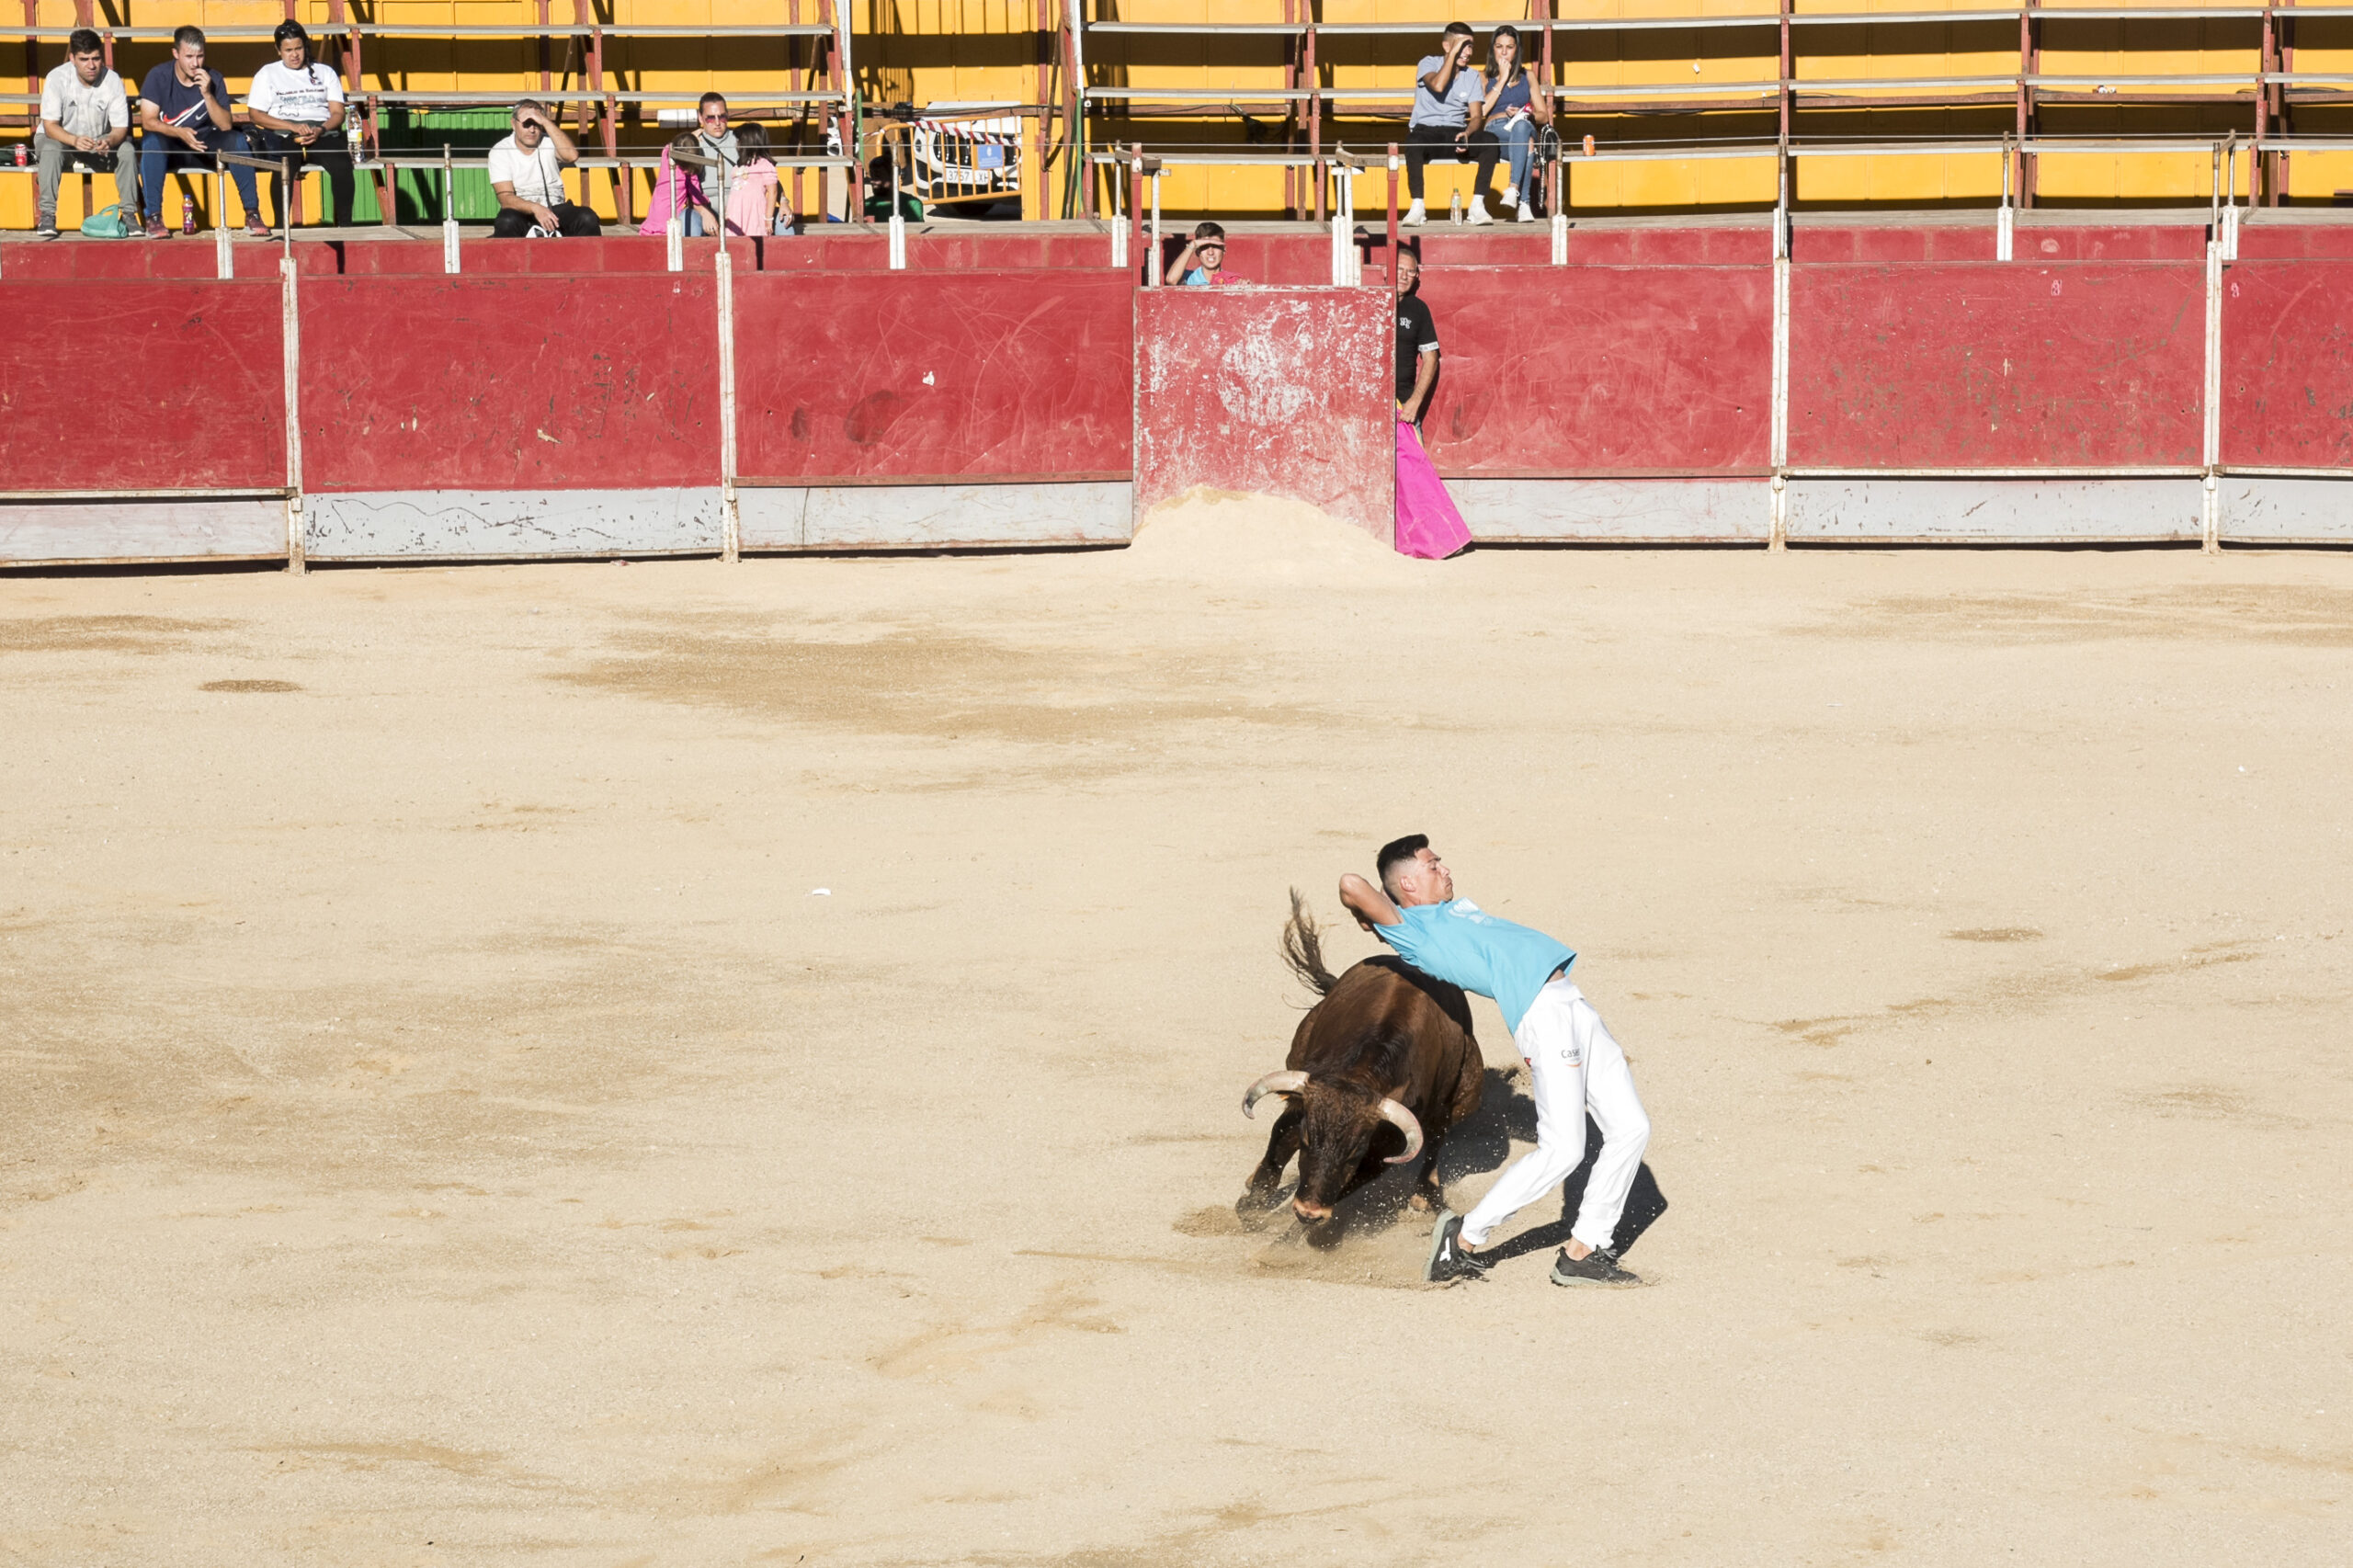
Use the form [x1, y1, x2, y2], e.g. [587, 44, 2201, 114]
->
[1340, 835, 1653, 1287]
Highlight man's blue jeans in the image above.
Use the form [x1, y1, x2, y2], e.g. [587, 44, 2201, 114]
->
[139, 130, 261, 224]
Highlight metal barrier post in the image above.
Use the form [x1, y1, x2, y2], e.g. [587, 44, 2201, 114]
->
[442, 144, 460, 274]
[1129, 149, 1144, 283]
[215, 168, 233, 279]
[1109, 146, 1129, 269]
[1386, 143, 1399, 270]
[1997, 134, 2014, 261]
[1148, 164, 1162, 287]
[888, 158, 906, 269]
[717, 236, 740, 563]
[282, 247, 305, 574]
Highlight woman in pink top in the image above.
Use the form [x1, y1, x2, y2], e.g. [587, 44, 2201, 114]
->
[638, 131, 717, 236]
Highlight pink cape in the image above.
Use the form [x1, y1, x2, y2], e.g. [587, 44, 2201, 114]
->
[1394, 420, 1471, 559]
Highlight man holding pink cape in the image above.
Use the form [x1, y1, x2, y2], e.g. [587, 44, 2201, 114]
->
[1392, 246, 1472, 558]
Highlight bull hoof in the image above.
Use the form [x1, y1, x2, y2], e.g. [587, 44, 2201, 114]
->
[1235, 1185, 1287, 1218]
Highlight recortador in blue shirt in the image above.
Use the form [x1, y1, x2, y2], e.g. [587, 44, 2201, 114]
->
[1374, 900, 1574, 1036]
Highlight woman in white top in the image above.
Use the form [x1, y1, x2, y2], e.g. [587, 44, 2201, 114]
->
[244, 19, 352, 227]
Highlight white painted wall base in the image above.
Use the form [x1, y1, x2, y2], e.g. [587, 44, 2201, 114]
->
[1784, 477, 2204, 543]
[738, 482, 1133, 551]
[0, 497, 289, 565]
[2218, 475, 2353, 544]
[305, 489, 725, 560]
[1450, 478, 1771, 543]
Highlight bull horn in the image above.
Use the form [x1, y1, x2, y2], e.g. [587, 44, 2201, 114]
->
[1243, 1070, 1310, 1118]
[1375, 1097, 1425, 1165]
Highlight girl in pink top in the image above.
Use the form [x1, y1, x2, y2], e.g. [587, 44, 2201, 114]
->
[638, 132, 717, 236]
[723, 121, 794, 236]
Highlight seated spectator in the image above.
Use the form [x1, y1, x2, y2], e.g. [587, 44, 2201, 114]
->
[488, 99, 599, 237]
[1166, 222, 1244, 285]
[34, 28, 136, 240]
[245, 20, 354, 228]
[863, 153, 923, 222]
[137, 26, 264, 239]
[723, 121, 795, 236]
[638, 132, 716, 237]
[693, 92, 739, 179]
[1477, 26, 1550, 223]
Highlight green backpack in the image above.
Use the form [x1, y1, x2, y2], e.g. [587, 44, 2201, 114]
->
[80, 204, 135, 239]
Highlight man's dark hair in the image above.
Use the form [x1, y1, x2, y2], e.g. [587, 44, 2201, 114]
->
[1377, 834, 1430, 897]
[699, 90, 728, 113]
[68, 27, 102, 55]
[172, 24, 205, 50]
[1192, 220, 1225, 243]
[1442, 21, 1474, 40]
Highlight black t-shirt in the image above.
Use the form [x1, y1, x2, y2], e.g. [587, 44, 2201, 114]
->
[1395, 291, 1438, 403]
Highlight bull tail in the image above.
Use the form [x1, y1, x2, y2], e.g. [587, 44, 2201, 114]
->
[1279, 888, 1339, 996]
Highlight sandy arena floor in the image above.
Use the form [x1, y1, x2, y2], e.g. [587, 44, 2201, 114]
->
[3, 507, 2349, 1565]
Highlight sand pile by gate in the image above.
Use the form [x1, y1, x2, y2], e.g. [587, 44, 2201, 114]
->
[1118, 486, 1426, 582]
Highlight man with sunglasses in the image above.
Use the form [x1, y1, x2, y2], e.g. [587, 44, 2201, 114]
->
[1165, 221, 1245, 286]
[488, 97, 599, 236]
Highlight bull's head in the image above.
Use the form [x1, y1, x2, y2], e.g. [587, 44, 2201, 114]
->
[1243, 1070, 1423, 1226]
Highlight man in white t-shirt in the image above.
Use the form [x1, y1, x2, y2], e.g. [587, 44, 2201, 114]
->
[487, 98, 600, 237]
[245, 19, 354, 228]
[33, 28, 136, 238]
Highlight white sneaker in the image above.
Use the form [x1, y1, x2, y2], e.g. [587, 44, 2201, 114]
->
[1517, 201, 1537, 222]
[1464, 198, 1494, 225]
[1503, 184, 1519, 207]
[1402, 199, 1427, 227]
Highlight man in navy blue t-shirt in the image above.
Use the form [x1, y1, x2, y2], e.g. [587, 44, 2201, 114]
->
[138, 26, 264, 239]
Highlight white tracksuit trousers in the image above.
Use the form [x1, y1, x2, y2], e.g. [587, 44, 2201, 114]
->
[1461, 977, 1651, 1253]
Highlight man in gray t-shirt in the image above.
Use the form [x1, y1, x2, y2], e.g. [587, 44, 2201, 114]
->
[1403, 21, 1502, 226]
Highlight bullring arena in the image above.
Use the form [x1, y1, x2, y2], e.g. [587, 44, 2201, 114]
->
[6, 1, 2353, 1563]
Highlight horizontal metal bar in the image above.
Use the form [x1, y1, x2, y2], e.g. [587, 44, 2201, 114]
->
[1789, 466, 2204, 477]
[0, 488, 291, 501]
[364, 91, 848, 105]
[2221, 465, 2353, 478]
[360, 153, 854, 169]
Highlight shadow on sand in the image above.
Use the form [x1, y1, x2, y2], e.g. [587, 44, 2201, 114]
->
[1246, 1065, 1668, 1261]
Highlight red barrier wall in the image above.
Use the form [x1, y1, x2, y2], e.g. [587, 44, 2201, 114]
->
[0, 279, 287, 492]
[1133, 286, 1393, 540]
[298, 275, 722, 492]
[733, 268, 1133, 483]
[1797, 226, 2203, 264]
[1413, 264, 1773, 477]
[1, 244, 340, 280]
[2220, 260, 2353, 470]
[1789, 263, 2205, 469]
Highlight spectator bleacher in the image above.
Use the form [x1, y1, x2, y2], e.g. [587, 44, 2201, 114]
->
[8, 2, 2353, 232]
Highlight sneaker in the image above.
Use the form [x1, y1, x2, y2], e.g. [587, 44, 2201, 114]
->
[526, 223, 551, 238]
[1425, 1210, 1491, 1285]
[1550, 1245, 1641, 1287]
[1503, 184, 1519, 208]
[1517, 200, 1537, 222]
[1464, 198, 1494, 226]
[142, 217, 168, 239]
[245, 219, 272, 238]
[35, 215, 59, 239]
[1401, 199, 1427, 228]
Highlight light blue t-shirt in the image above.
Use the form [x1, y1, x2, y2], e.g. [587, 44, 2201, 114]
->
[1411, 56, 1483, 131]
[1375, 899, 1574, 1036]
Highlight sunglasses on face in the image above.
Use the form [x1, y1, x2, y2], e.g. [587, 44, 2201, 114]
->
[700, 113, 726, 124]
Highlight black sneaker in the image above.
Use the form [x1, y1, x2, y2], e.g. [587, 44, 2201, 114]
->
[35, 217, 59, 240]
[1425, 1210, 1490, 1284]
[1550, 1245, 1641, 1287]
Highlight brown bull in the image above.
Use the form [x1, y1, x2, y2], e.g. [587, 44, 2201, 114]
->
[1238, 892, 1484, 1230]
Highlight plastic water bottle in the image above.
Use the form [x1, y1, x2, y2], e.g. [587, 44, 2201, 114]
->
[1449, 189, 1462, 225]
[182, 204, 196, 234]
